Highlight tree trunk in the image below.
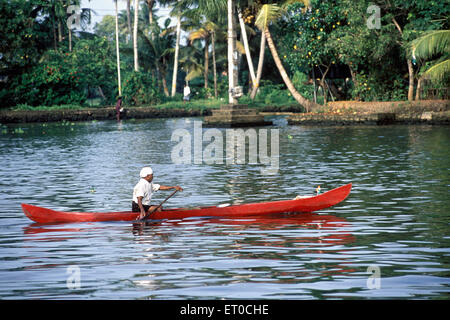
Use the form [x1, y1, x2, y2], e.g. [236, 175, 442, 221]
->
[348, 65, 360, 100]
[147, 0, 155, 41]
[212, 30, 218, 98]
[238, 11, 256, 92]
[58, 21, 62, 43]
[407, 58, 415, 101]
[227, 0, 237, 104]
[115, 0, 122, 96]
[250, 32, 265, 99]
[415, 77, 422, 100]
[69, 29, 72, 52]
[133, 0, 139, 72]
[392, 17, 414, 102]
[126, 0, 132, 44]
[171, 15, 181, 97]
[97, 86, 107, 100]
[52, 5, 57, 50]
[318, 65, 332, 104]
[264, 29, 319, 112]
[162, 75, 169, 97]
[204, 37, 209, 90]
[161, 57, 169, 97]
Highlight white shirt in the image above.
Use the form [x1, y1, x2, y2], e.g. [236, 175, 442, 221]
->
[133, 179, 160, 206]
[183, 86, 191, 96]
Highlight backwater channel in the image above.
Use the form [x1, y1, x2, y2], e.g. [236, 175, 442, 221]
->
[0, 117, 448, 299]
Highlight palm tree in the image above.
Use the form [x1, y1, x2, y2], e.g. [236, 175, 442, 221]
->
[114, 0, 122, 95]
[250, 31, 265, 99]
[179, 40, 204, 83]
[190, 1, 228, 98]
[238, 8, 257, 93]
[139, 18, 176, 96]
[255, 3, 319, 112]
[227, 0, 238, 104]
[133, 0, 140, 71]
[67, 2, 93, 52]
[411, 30, 450, 83]
[161, 0, 184, 97]
[189, 21, 217, 91]
[144, 0, 156, 40]
[171, 12, 182, 96]
[125, 0, 132, 44]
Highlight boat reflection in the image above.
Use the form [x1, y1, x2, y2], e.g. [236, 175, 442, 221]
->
[131, 212, 355, 244]
[24, 212, 355, 248]
[131, 212, 357, 285]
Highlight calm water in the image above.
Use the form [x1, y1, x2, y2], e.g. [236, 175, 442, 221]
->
[0, 117, 449, 299]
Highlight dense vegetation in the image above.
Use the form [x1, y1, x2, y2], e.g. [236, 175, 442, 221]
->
[0, 0, 448, 110]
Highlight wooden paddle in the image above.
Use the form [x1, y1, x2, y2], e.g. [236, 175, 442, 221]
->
[139, 189, 179, 221]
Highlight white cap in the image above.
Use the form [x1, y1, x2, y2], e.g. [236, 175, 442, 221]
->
[140, 167, 153, 178]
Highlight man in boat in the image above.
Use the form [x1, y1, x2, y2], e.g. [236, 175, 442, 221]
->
[132, 167, 183, 219]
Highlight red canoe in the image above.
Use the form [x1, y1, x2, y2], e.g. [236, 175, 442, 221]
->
[21, 183, 352, 224]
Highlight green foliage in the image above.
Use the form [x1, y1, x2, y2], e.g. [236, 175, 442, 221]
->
[122, 72, 163, 106]
[10, 50, 85, 106]
[73, 37, 118, 104]
[1, 0, 448, 110]
[282, 1, 342, 70]
[349, 72, 406, 102]
[277, 0, 448, 102]
[247, 81, 296, 106]
[292, 71, 314, 101]
[0, 0, 42, 74]
[411, 30, 450, 83]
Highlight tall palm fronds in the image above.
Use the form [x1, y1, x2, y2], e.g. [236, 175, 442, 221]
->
[411, 30, 450, 82]
[138, 19, 176, 96]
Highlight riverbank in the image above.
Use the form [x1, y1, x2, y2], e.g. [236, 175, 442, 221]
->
[287, 100, 450, 125]
[0, 99, 449, 125]
[0, 106, 212, 123]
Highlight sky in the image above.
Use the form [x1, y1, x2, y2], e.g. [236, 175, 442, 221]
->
[80, 0, 173, 30]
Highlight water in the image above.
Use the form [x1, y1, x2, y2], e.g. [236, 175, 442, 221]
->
[0, 118, 449, 299]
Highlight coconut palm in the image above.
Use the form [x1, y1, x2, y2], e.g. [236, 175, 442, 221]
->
[250, 31, 265, 99]
[227, 0, 238, 104]
[160, 0, 185, 97]
[114, 0, 122, 95]
[187, 1, 227, 97]
[179, 40, 205, 84]
[171, 12, 182, 96]
[67, 1, 93, 51]
[238, 8, 256, 94]
[139, 18, 176, 96]
[255, 3, 319, 112]
[114, 0, 122, 96]
[188, 21, 214, 90]
[133, 0, 140, 71]
[411, 30, 450, 83]
[113, 1, 131, 43]
[143, 0, 157, 40]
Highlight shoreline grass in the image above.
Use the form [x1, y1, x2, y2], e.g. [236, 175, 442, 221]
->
[7, 96, 302, 112]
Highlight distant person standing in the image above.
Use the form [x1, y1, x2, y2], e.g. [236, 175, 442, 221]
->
[115, 96, 123, 121]
[183, 83, 191, 103]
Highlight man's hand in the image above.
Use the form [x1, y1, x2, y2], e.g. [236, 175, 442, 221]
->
[174, 186, 183, 192]
[138, 210, 146, 220]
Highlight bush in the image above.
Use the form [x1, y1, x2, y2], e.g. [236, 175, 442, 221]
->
[10, 51, 86, 107]
[122, 72, 163, 106]
[292, 71, 315, 101]
[256, 81, 296, 105]
[349, 72, 407, 101]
